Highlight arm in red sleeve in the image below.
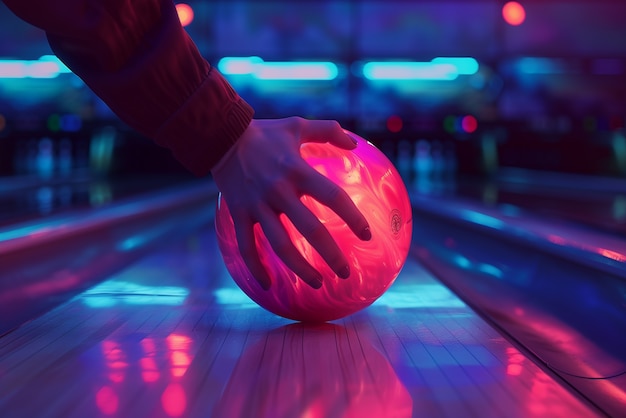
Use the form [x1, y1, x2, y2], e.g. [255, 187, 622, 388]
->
[2, 0, 254, 176]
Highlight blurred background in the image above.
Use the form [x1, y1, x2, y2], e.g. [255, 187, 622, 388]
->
[1, 0, 625, 230]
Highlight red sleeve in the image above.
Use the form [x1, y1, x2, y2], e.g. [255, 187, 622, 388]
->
[2, 0, 254, 176]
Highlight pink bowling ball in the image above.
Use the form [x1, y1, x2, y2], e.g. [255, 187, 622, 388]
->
[215, 131, 412, 322]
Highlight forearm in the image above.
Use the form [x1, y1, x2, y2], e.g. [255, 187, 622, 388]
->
[3, 0, 253, 175]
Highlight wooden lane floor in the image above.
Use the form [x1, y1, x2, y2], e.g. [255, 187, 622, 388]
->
[0, 227, 600, 418]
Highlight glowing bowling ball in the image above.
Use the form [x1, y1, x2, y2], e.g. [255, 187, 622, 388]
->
[215, 131, 412, 322]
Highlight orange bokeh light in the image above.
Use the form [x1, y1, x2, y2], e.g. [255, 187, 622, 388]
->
[175, 3, 194, 27]
[502, 2, 526, 26]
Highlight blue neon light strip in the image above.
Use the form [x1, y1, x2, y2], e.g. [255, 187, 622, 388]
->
[218, 56, 338, 80]
[431, 57, 479, 75]
[363, 57, 479, 81]
[363, 62, 458, 81]
[0, 55, 71, 79]
[2, 55, 480, 81]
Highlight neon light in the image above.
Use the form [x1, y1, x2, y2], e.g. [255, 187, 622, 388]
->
[217, 56, 262, 75]
[82, 280, 189, 307]
[218, 57, 337, 80]
[432, 57, 479, 75]
[374, 284, 466, 308]
[0, 55, 71, 79]
[213, 288, 259, 307]
[363, 62, 458, 80]
[460, 210, 505, 229]
[254, 62, 338, 80]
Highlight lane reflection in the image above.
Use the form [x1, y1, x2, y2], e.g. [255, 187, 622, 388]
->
[94, 333, 195, 417]
[213, 323, 412, 418]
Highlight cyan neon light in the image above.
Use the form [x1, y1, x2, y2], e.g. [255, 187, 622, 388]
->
[373, 284, 467, 308]
[432, 57, 479, 75]
[460, 209, 505, 229]
[217, 56, 263, 75]
[255, 62, 338, 80]
[363, 62, 458, 81]
[82, 280, 189, 307]
[0, 55, 71, 79]
[213, 288, 260, 307]
[362, 57, 480, 81]
[218, 56, 338, 80]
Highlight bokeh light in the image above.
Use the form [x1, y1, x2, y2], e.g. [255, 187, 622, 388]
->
[386, 115, 403, 133]
[461, 115, 478, 133]
[175, 3, 194, 27]
[502, 2, 526, 26]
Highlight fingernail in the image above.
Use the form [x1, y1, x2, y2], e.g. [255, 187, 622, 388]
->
[338, 265, 350, 279]
[310, 276, 323, 289]
[349, 134, 357, 145]
[360, 227, 372, 241]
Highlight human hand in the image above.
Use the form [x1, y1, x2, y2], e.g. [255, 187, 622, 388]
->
[211, 117, 372, 290]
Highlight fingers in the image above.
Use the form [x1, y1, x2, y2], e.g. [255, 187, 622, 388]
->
[299, 167, 372, 242]
[281, 199, 352, 280]
[236, 198, 354, 290]
[257, 207, 324, 290]
[288, 117, 357, 150]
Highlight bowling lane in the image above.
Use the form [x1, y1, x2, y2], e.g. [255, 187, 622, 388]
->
[0, 174, 197, 228]
[0, 179, 216, 337]
[447, 169, 626, 237]
[408, 189, 626, 417]
[0, 222, 598, 418]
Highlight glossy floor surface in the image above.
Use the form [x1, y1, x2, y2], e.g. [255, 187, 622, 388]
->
[0, 174, 194, 228]
[0, 224, 599, 418]
[413, 168, 626, 237]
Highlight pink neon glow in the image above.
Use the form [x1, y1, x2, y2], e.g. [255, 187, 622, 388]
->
[96, 386, 119, 415]
[102, 340, 127, 383]
[212, 324, 412, 417]
[161, 383, 187, 417]
[215, 131, 412, 322]
[166, 334, 191, 351]
[140, 337, 160, 382]
[140, 357, 160, 383]
[170, 351, 191, 378]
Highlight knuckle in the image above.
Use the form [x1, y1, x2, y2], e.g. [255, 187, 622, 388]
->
[327, 119, 341, 130]
[286, 116, 304, 130]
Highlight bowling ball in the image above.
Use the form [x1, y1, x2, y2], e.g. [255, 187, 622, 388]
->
[215, 130, 412, 322]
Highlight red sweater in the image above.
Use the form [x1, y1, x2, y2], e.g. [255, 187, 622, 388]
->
[3, 0, 254, 176]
